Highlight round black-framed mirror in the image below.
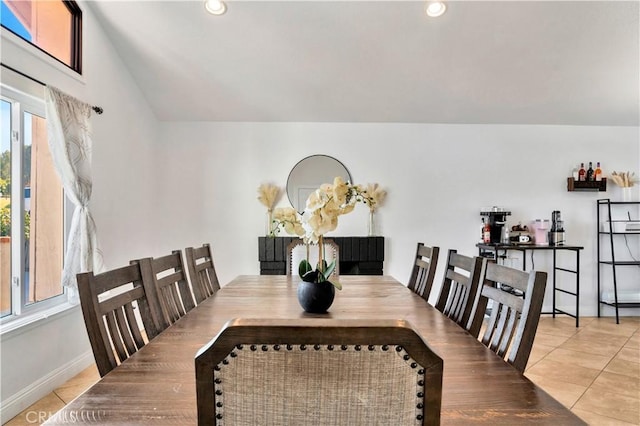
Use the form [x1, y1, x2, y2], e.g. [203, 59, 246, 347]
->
[286, 155, 352, 213]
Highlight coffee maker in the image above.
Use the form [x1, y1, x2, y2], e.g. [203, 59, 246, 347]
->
[480, 207, 511, 244]
[549, 210, 566, 246]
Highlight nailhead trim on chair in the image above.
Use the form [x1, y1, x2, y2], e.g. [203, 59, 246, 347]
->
[212, 344, 427, 424]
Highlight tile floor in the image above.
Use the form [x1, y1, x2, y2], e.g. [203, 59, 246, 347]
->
[4, 364, 100, 426]
[525, 315, 640, 425]
[4, 316, 640, 425]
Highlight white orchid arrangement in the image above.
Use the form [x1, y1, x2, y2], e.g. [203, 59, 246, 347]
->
[272, 177, 374, 289]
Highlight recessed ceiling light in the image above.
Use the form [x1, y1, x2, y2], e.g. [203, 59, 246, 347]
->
[204, 0, 227, 15]
[425, 2, 447, 18]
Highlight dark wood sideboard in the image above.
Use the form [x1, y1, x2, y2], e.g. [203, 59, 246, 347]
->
[258, 236, 384, 275]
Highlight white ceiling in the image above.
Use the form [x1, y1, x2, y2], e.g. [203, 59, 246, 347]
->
[87, 1, 639, 125]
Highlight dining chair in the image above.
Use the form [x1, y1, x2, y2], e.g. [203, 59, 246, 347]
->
[286, 238, 340, 278]
[466, 262, 547, 373]
[434, 249, 487, 329]
[195, 318, 443, 426]
[185, 243, 221, 304]
[138, 250, 196, 330]
[407, 243, 440, 301]
[77, 263, 164, 377]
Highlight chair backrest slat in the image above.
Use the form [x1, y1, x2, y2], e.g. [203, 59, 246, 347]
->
[482, 285, 525, 311]
[435, 250, 487, 331]
[105, 311, 128, 362]
[138, 250, 196, 330]
[467, 262, 547, 373]
[154, 269, 188, 323]
[124, 303, 146, 349]
[497, 307, 519, 357]
[445, 283, 465, 319]
[117, 305, 140, 355]
[185, 243, 220, 304]
[407, 243, 440, 301]
[78, 263, 164, 377]
[159, 284, 183, 323]
[415, 258, 431, 270]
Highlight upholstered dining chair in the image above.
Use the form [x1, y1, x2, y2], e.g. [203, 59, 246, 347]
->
[467, 262, 547, 373]
[286, 238, 340, 278]
[137, 250, 196, 330]
[434, 250, 487, 330]
[407, 243, 440, 301]
[77, 263, 164, 377]
[185, 243, 221, 304]
[195, 318, 443, 426]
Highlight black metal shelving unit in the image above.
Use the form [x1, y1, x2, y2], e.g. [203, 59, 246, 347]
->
[597, 199, 640, 324]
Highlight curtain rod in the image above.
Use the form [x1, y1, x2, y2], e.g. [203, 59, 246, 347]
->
[1, 63, 103, 114]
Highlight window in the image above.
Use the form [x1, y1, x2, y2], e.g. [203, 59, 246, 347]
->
[1, 86, 66, 321]
[1, 0, 82, 73]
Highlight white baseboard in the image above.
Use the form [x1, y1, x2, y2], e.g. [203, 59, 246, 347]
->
[0, 350, 94, 423]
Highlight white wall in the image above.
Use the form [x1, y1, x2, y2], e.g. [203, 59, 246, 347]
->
[1, 1, 639, 421]
[0, 1, 159, 420]
[156, 122, 640, 317]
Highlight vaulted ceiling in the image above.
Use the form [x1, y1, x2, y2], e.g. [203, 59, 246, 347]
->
[88, 1, 639, 126]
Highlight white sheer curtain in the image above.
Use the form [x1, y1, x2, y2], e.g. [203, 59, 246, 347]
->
[45, 86, 104, 304]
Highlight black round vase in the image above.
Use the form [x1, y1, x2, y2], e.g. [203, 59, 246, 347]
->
[297, 280, 335, 313]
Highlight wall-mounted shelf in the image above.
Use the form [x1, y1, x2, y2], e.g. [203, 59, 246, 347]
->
[567, 177, 607, 192]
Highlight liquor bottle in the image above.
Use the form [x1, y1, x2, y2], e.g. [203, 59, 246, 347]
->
[586, 162, 594, 181]
[578, 163, 586, 181]
[572, 165, 580, 181]
[483, 219, 491, 244]
[595, 162, 602, 182]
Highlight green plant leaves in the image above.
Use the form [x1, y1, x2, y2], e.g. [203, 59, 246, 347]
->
[297, 258, 341, 290]
[299, 259, 313, 277]
[322, 260, 336, 281]
[329, 280, 342, 290]
[301, 270, 319, 283]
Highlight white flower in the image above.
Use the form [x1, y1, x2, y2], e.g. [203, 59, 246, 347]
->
[272, 207, 305, 236]
[271, 177, 384, 288]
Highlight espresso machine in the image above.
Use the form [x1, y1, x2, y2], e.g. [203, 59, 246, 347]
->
[549, 210, 566, 245]
[480, 207, 511, 244]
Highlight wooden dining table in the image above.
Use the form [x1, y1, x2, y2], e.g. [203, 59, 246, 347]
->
[45, 275, 584, 425]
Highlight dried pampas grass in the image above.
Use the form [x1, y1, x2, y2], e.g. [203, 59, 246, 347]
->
[257, 183, 281, 211]
[364, 183, 387, 212]
[610, 171, 636, 188]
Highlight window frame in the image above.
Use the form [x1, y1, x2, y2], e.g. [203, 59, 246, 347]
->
[0, 0, 83, 74]
[0, 84, 68, 325]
